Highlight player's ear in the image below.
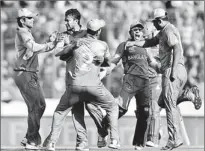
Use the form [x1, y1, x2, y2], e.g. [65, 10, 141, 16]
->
[158, 19, 163, 24]
[20, 18, 25, 24]
[129, 30, 133, 37]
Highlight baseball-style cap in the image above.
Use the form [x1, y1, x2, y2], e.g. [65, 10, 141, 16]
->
[130, 21, 144, 30]
[17, 8, 38, 18]
[87, 19, 105, 31]
[149, 8, 167, 21]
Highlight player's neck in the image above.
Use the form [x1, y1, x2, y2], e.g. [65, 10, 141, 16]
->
[87, 33, 97, 39]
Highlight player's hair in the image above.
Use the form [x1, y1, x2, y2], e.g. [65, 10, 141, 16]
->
[65, 9, 81, 25]
[16, 17, 25, 27]
[87, 28, 100, 36]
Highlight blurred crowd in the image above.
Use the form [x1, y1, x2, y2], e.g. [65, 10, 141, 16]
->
[1, 1, 204, 102]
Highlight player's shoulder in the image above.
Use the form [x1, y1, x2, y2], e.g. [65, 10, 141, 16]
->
[164, 23, 178, 34]
[116, 41, 126, 49]
[95, 39, 107, 47]
[76, 29, 87, 38]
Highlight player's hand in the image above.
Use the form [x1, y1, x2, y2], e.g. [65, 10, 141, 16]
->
[125, 41, 135, 49]
[49, 31, 58, 42]
[99, 67, 107, 80]
[56, 32, 65, 42]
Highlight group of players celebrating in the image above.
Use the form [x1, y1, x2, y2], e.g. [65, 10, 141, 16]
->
[14, 7, 202, 151]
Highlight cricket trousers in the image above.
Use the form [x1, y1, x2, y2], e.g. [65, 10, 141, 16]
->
[72, 102, 108, 146]
[116, 74, 151, 146]
[146, 75, 162, 145]
[44, 83, 119, 145]
[13, 71, 46, 145]
[158, 64, 187, 145]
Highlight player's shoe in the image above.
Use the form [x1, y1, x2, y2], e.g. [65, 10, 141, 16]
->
[25, 142, 40, 150]
[20, 137, 27, 146]
[161, 141, 183, 150]
[134, 145, 143, 150]
[191, 85, 202, 110]
[75, 141, 89, 151]
[97, 135, 108, 148]
[108, 139, 120, 149]
[146, 141, 158, 147]
[45, 142, 55, 151]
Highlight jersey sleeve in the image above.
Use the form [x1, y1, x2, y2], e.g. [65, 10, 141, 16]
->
[165, 29, 179, 47]
[19, 31, 54, 53]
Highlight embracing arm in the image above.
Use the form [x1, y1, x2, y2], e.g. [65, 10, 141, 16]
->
[125, 36, 159, 48]
[55, 40, 77, 57]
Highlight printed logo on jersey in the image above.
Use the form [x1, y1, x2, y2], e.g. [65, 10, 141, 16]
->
[127, 54, 147, 61]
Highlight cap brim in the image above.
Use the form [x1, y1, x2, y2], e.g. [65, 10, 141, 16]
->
[29, 13, 38, 18]
[17, 13, 38, 18]
[130, 24, 144, 29]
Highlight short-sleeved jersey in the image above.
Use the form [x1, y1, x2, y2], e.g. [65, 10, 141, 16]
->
[59, 30, 87, 85]
[113, 41, 155, 79]
[67, 35, 110, 86]
[155, 23, 184, 73]
[14, 27, 54, 72]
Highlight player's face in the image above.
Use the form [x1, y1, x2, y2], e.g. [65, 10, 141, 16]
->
[65, 15, 78, 31]
[152, 19, 161, 30]
[130, 27, 143, 40]
[22, 17, 34, 29]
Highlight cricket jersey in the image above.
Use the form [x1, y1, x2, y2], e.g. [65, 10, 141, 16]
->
[122, 42, 150, 79]
[14, 27, 54, 72]
[67, 35, 110, 86]
[59, 30, 87, 86]
[155, 23, 185, 73]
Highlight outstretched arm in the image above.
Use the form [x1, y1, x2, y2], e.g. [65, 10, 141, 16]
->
[19, 31, 58, 53]
[125, 36, 159, 49]
[99, 42, 125, 79]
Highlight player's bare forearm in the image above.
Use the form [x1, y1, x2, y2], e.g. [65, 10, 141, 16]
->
[170, 44, 181, 81]
[125, 38, 158, 49]
[172, 44, 181, 70]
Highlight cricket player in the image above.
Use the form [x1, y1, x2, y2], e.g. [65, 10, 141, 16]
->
[13, 8, 58, 149]
[102, 21, 153, 150]
[43, 19, 120, 151]
[47, 9, 110, 151]
[125, 8, 202, 150]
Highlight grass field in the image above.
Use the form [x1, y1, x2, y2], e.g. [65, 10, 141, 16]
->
[1, 146, 204, 151]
